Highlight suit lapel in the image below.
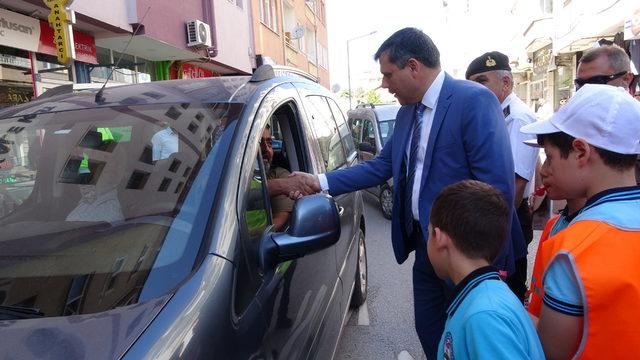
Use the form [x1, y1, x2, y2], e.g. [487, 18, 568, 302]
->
[419, 74, 453, 190]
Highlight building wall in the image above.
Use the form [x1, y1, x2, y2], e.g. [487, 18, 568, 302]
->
[251, 0, 285, 65]
[69, 0, 132, 32]
[134, 0, 205, 51]
[213, 0, 253, 73]
[252, 0, 330, 88]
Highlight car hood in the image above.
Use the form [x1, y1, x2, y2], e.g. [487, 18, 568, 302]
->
[0, 294, 171, 360]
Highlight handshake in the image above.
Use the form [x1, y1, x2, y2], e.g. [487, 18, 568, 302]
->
[268, 171, 322, 199]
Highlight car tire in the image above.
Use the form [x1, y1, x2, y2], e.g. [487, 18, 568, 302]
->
[379, 184, 393, 220]
[350, 229, 367, 308]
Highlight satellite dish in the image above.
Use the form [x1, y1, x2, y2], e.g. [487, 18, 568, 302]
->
[291, 26, 305, 40]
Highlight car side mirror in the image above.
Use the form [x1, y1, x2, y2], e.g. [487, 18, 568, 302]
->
[358, 142, 376, 154]
[259, 193, 341, 272]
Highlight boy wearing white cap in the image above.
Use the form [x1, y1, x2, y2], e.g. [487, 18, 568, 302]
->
[520, 84, 640, 359]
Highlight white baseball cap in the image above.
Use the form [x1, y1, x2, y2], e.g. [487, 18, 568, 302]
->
[521, 84, 640, 155]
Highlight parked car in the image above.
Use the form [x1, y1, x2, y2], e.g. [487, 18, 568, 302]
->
[347, 103, 400, 219]
[0, 65, 367, 360]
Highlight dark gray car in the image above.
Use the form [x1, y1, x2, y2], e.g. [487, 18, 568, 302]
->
[0, 65, 367, 359]
[347, 104, 400, 219]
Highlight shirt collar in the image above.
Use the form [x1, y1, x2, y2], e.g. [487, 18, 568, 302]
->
[445, 266, 501, 317]
[559, 205, 581, 223]
[420, 70, 445, 109]
[583, 185, 640, 210]
[500, 92, 515, 110]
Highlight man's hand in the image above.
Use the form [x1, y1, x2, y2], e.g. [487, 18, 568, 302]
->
[287, 171, 321, 198]
[267, 171, 321, 199]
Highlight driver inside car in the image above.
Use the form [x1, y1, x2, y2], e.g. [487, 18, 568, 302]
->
[261, 124, 294, 231]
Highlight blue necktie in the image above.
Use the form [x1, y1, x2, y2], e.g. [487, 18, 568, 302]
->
[404, 103, 427, 235]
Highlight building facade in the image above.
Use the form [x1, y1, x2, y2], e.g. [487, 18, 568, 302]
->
[511, 0, 640, 112]
[0, 0, 255, 107]
[251, 0, 330, 88]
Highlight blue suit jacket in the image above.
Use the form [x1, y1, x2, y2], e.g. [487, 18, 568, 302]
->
[326, 73, 525, 274]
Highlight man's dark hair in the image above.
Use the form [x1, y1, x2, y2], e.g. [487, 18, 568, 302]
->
[374, 27, 440, 69]
[538, 132, 637, 171]
[579, 45, 630, 73]
[429, 180, 509, 263]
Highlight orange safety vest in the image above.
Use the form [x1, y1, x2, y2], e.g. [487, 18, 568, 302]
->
[543, 219, 640, 358]
[526, 214, 559, 317]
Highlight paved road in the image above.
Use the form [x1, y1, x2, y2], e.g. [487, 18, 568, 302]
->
[335, 193, 426, 360]
[335, 193, 543, 360]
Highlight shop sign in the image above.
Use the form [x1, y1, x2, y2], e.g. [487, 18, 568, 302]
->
[624, 9, 640, 40]
[533, 45, 552, 77]
[43, 0, 75, 64]
[38, 20, 96, 64]
[0, 54, 31, 69]
[181, 63, 214, 79]
[0, 85, 33, 107]
[0, 8, 40, 52]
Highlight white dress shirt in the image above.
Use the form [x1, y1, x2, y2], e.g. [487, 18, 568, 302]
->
[318, 71, 445, 221]
[408, 70, 444, 220]
[502, 93, 538, 196]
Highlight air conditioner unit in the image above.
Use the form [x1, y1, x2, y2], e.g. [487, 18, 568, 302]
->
[186, 20, 212, 47]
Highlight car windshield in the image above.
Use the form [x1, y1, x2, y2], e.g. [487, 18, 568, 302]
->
[0, 101, 243, 317]
[378, 120, 396, 146]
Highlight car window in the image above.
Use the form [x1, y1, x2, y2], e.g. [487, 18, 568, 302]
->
[327, 98, 355, 158]
[235, 154, 269, 314]
[362, 119, 376, 147]
[378, 120, 396, 146]
[0, 101, 243, 317]
[350, 118, 363, 146]
[304, 96, 346, 171]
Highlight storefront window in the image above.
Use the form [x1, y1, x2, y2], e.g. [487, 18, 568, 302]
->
[112, 51, 136, 84]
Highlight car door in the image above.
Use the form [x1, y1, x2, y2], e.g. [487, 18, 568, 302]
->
[232, 83, 341, 359]
[296, 85, 358, 313]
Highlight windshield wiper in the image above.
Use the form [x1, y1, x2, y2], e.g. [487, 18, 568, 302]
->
[0, 305, 45, 320]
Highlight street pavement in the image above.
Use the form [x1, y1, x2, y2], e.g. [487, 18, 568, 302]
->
[335, 193, 542, 360]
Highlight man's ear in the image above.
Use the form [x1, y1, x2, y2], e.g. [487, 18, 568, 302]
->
[432, 227, 451, 251]
[406, 58, 422, 75]
[572, 138, 591, 166]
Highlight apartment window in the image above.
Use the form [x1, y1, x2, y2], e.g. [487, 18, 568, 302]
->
[259, 0, 278, 32]
[305, 0, 315, 13]
[305, 27, 317, 64]
[540, 0, 552, 14]
[227, 0, 243, 8]
[104, 257, 126, 292]
[318, 44, 328, 69]
[283, 3, 296, 47]
[319, 0, 326, 24]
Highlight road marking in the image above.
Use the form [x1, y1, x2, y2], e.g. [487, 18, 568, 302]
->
[357, 300, 370, 326]
[397, 350, 415, 360]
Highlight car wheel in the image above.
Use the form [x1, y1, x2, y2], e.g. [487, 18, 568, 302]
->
[379, 184, 392, 220]
[350, 229, 367, 308]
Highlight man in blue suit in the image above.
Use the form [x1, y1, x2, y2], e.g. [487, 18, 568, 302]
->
[291, 28, 525, 358]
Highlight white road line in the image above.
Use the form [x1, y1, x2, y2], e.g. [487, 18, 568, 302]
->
[356, 300, 370, 326]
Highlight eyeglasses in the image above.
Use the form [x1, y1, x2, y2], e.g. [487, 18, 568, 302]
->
[260, 137, 273, 148]
[574, 71, 627, 90]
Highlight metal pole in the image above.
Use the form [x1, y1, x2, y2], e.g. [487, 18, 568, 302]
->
[347, 40, 352, 109]
[28, 52, 39, 98]
[346, 31, 377, 110]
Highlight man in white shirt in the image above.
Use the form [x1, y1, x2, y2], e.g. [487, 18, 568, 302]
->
[466, 51, 539, 303]
[151, 125, 179, 161]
